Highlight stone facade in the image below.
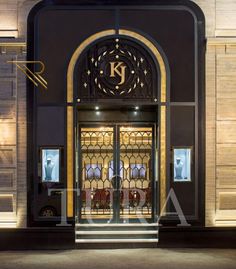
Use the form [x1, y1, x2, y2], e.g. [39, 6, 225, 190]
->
[0, 0, 236, 227]
[0, 41, 26, 227]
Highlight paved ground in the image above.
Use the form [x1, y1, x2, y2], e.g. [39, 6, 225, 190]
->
[0, 249, 235, 269]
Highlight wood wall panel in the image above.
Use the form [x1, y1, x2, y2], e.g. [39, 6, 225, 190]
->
[0, 123, 16, 145]
[0, 79, 16, 99]
[0, 169, 15, 189]
[0, 101, 16, 121]
[218, 192, 236, 210]
[217, 99, 236, 120]
[217, 75, 236, 99]
[216, 0, 236, 30]
[0, 146, 16, 168]
[14, 53, 27, 228]
[0, 56, 16, 77]
[216, 30, 236, 37]
[0, 10, 17, 30]
[0, 195, 13, 212]
[214, 47, 236, 224]
[217, 122, 236, 144]
[217, 55, 236, 76]
[0, 1, 17, 37]
[226, 45, 236, 54]
[217, 144, 236, 166]
[205, 45, 216, 226]
[217, 166, 236, 188]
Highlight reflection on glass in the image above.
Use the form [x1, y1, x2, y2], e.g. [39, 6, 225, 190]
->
[173, 148, 191, 182]
[85, 164, 102, 180]
[42, 149, 60, 182]
[108, 161, 124, 179]
[130, 164, 146, 179]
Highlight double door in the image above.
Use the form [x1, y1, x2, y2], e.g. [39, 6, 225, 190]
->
[77, 124, 157, 223]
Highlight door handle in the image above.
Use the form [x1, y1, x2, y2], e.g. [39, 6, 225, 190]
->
[111, 176, 116, 189]
[111, 175, 122, 191]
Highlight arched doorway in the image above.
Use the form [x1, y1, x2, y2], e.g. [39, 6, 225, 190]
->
[66, 29, 169, 224]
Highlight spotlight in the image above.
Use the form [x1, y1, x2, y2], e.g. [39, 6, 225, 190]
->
[95, 106, 99, 110]
[135, 106, 140, 110]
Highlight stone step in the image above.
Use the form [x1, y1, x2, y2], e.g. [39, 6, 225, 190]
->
[75, 238, 159, 243]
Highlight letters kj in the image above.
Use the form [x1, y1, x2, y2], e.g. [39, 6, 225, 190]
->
[110, 62, 127, 85]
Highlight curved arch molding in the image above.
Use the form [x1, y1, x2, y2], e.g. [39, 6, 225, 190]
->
[67, 29, 168, 218]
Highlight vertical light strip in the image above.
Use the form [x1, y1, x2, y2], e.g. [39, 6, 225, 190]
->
[67, 106, 73, 217]
[160, 106, 166, 211]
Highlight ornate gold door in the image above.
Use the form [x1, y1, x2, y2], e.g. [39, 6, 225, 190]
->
[78, 124, 155, 223]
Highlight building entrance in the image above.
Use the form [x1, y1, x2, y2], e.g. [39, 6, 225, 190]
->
[76, 107, 158, 223]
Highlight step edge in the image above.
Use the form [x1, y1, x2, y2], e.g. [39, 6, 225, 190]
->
[75, 223, 159, 227]
[75, 231, 158, 235]
[75, 239, 159, 243]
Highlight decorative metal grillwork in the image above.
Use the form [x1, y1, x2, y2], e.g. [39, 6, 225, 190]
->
[77, 38, 157, 100]
[79, 126, 153, 220]
[119, 127, 153, 218]
[80, 127, 114, 218]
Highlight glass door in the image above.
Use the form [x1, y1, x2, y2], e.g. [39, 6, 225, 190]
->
[78, 126, 115, 222]
[78, 124, 155, 223]
[119, 126, 154, 222]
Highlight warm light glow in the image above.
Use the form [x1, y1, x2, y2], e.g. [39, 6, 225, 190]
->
[0, 212, 17, 229]
[0, 125, 9, 145]
[0, 31, 18, 38]
[95, 106, 100, 110]
[0, 10, 18, 38]
[99, 127, 111, 132]
[215, 220, 236, 227]
[0, 122, 16, 146]
[0, 222, 17, 228]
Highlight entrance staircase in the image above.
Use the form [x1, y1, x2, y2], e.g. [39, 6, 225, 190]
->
[75, 223, 159, 246]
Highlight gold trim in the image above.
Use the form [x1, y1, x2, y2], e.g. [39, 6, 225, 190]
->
[160, 106, 167, 211]
[67, 28, 168, 218]
[0, 42, 26, 47]
[67, 106, 74, 217]
[118, 29, 167, 103]
[67, 30, 116, 103]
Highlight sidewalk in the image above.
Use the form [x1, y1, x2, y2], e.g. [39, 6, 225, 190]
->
[0, 248, 235, 269]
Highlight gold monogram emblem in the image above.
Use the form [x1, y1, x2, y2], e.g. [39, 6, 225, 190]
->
[109, 62, 127, 85]
[83, 38, 149, 96]
[7, 60, 48, 89]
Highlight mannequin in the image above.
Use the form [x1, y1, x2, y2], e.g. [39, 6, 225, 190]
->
[174, 157, 184, 180]
[44, 158, 55, 181]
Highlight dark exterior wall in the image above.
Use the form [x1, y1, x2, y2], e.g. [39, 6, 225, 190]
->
[27, 0, 205, 226]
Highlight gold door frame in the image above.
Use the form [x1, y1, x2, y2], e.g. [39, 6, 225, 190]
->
[66, 29, 168, 218]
